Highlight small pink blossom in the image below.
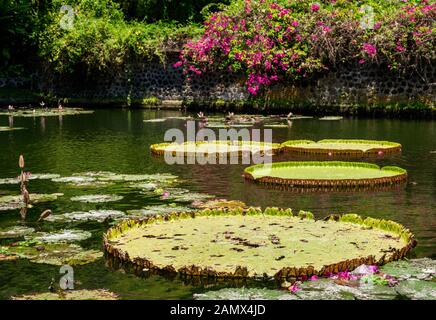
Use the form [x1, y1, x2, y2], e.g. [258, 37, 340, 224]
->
[311, 3, 321, 12]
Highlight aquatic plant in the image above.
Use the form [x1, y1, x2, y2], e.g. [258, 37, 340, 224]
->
[281, 139, 402, 156]
[244, 161, 407, 189]
[151, 140, 282, 157]
[1, 241, 102, 266]
[70, 194, 123, 203]
[104, 208, 416, 279]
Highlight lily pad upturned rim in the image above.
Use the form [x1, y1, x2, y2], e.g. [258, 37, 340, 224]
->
[281, 140, 402, 156]
[104, 208, 416, 280]
[150, 140, 283, 158]
[243, 161, 407, 189]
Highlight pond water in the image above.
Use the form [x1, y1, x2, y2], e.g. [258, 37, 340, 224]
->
[0, 109, 434, 299]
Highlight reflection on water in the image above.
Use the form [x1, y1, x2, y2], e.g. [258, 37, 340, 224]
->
[0, 109, 435, 299]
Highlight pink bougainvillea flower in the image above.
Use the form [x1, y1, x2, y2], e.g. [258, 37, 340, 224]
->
[310, 275, 319, 281]
[162, 191, 170, 199]
[359, 59, 366, 64]
[311, 3, 321, 12]
[362, 43, 377, 57]
[172, 61, 183, 68]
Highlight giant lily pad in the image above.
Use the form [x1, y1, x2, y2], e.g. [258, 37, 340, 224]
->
[12, 289, 118, 300]
[151, 141, 282, 157]
[1, 242, 102, 266]
[26, 229, 92, 243]
[0, 226, 35, 239]
[244, 162, 407, 189]
[46, 210, 126, 223]
[70, 194, 123, 203]
[282, 140, 402, 156]
[104, 209, 416, 279]
[0, 108, 94, 118]
[0, 193, 63, 211]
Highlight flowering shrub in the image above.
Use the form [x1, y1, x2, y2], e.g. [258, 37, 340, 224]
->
[177, 0, 435, 95]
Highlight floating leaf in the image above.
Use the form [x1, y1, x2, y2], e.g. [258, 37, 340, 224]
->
[0, 193, 64, 211]
[395, 280, 436, 300]
[104, 209, 415, 279]
[2, 242, 102, 266]
[156, 188, 215, 202]
[70, 194, 123, 203]
[380, 258, 435, 281]
[126, 205, 193, 218]
[0, 226, 35, 239]
[26, 229, 92, 243]
[46, 210, 125, 223]
[0, 173, 61, 185]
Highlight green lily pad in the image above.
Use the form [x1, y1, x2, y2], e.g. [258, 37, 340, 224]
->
[151, 141, 282, 157]
[26, 229, 92, 243]
[244, 162, 407, 189]
[0, 193, 63, 211]
[126, 205, 194, 218]
[0, 226, 35, 239]
[0, 108, 94, 118]
[1, 242, 102, 266]
[12, 289, 118, 300]
[380, 258, 435, 281]
[46, 210, 126, 223]
[0, 126, 25, 132]
[104, 209, 415, 279]
[282, 139, 402, 156]
[70, 194, 123, 203]
[194, 288, 291, 300]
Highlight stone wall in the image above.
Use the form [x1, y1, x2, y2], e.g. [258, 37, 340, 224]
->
[47, 54, 436, 113]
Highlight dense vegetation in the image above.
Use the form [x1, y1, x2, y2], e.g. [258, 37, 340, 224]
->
[178, 0, 435, 94]
[0, 0, 434, 95]
[0, 0, 226, 76]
